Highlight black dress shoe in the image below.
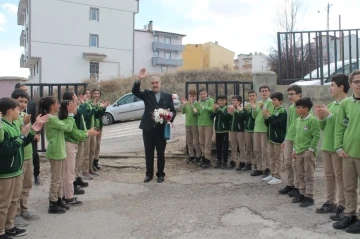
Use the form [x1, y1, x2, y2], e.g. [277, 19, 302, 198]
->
[333, 216, 357, 230]
[345, 220, 360, 234]
[157, 177, 164, 183]
[144, 176, 153, 183]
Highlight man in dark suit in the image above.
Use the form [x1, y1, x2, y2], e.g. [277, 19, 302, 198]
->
[15, 83, 41, 185]
[132, 68, 176, 183]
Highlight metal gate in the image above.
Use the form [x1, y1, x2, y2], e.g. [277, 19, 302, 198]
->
[185, 80, 253, 105]
[25, 83, 88, 152]
[277, 29, 360, 85]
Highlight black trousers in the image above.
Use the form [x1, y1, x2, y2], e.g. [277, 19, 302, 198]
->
[216, 132, 229, 163]
[142, 127, 167, 178]
[32, 140, 40, 177]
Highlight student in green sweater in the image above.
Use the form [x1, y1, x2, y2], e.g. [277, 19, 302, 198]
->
[333, 70, 360, 234]
[210, 94, 230, 169]
[181, 89, 201, 164]
[0, 113, 3, 143]
[11, 90, 40, 228]
[291, 97, 320, 208]
[263, 92, 287, 185]
[279, 85, 302, 197]
[243, 91, 256, 171]
[59, 100, 99, 206]
[251, 85, 274, 177]
[227, 95, 247, 171]
[63, 91, 93, 193]
[313, 74, 349, 220]
[89, 89, 109, 172]
[0, 97, 46, 238]
[39, 96, 77, 214]
[193, 89, 214, 169]
[82, 89, 98, 180]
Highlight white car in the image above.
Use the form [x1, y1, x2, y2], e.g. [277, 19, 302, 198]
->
[290, 59, 359, 86]
[102, 93, 181, 126]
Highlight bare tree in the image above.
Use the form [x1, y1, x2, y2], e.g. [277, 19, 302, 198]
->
[268, 0, 317, 83]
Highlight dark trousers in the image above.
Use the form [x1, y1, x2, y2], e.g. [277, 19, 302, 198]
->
[32, 140, 40, 177]
[142, 127, 167, 178]
[216, 132, 229, 163]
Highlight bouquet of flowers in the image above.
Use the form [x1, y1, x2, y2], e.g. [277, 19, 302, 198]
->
[153, 108, 173, 124]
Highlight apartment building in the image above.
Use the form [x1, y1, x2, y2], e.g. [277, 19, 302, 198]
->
[134, 21, 186, 73]
[234, 52, 270, 72]
[182, 42, 235, 70]
[18, 0, 139, 83]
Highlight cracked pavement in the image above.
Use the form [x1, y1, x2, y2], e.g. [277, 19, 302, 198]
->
[25, 158, 358, 239]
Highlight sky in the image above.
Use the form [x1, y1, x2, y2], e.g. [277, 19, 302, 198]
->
[0, 0, 360, 77]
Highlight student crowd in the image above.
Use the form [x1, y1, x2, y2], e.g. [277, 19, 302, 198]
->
[0, 85, 108, 238]
[181, 71, 360, 235]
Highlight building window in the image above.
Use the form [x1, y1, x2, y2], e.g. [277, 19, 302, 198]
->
[90, 62, 99, 80]
[154, 51, 159, 57]
[89, 34, 99, 47]
[33, 66, 36, 76]
[30, 68, 32, 77]
[90, 8, 99, 21]
[26, 27, 28, 43]
[36, 62, 39, 73]
[165, 37, 171, 44]
[154, 36, 159, 42]
[165, 52, 171, 59]
[161, 66, 168, 73]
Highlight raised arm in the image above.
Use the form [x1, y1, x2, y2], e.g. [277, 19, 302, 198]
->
[132, 68, 147, 100]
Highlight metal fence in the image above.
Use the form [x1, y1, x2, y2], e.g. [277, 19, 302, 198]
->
[185, 81, 253, 105]
[25, 83, 88, 152]
[277, 29, 360, 85]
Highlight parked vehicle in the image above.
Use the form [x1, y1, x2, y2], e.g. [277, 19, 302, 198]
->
[102, 93, 181, 126]
[290, 59, 360, 86]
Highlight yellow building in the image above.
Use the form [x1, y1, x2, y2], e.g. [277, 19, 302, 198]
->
[181, 42, 235, 70]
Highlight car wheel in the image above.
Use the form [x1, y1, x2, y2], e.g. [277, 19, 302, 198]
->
[102, 113, 114, 126]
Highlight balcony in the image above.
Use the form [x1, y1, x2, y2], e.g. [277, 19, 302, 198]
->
[152, 57, 183, 66]
[20, 54, 26, 68]
[152, 42, 184, 52]
[17, 0, 28, 26]
[20, 30, 25, 46]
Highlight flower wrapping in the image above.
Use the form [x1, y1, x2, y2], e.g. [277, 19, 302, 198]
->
[153, 108, 173, 124]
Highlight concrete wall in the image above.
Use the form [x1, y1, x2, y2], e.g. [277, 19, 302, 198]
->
[25, 0, 137, 83]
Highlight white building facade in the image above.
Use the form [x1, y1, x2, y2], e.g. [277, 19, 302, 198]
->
[235, 52, 270, 72]
[134, 22, 185, 74]
[18, 0, 139, 84]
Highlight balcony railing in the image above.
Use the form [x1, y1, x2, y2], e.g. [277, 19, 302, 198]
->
[20, 54, 26, 68]
[152, 57, 183, 66]
[152, 42, 184, 52]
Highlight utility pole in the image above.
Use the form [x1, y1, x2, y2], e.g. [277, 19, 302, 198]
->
[327, 3, 333, 31]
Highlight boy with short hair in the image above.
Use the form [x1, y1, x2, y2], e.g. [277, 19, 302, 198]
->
[210, 94, 229, 169]
[333, 70, 360, 234]
[11, 90, 40, 228]
[0, 97, 45, 239]
[227, 95, 246, 171]
[193, 89, 214, 169]
[243, 91, 256, 171]
[314, 74, 349, 220]
[181, 89, 201, 164]
[251, 85, 274, 177]
[263, 92, 287, 185]
[279, 85, 302, 197]
[291, 97, 320, 207]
